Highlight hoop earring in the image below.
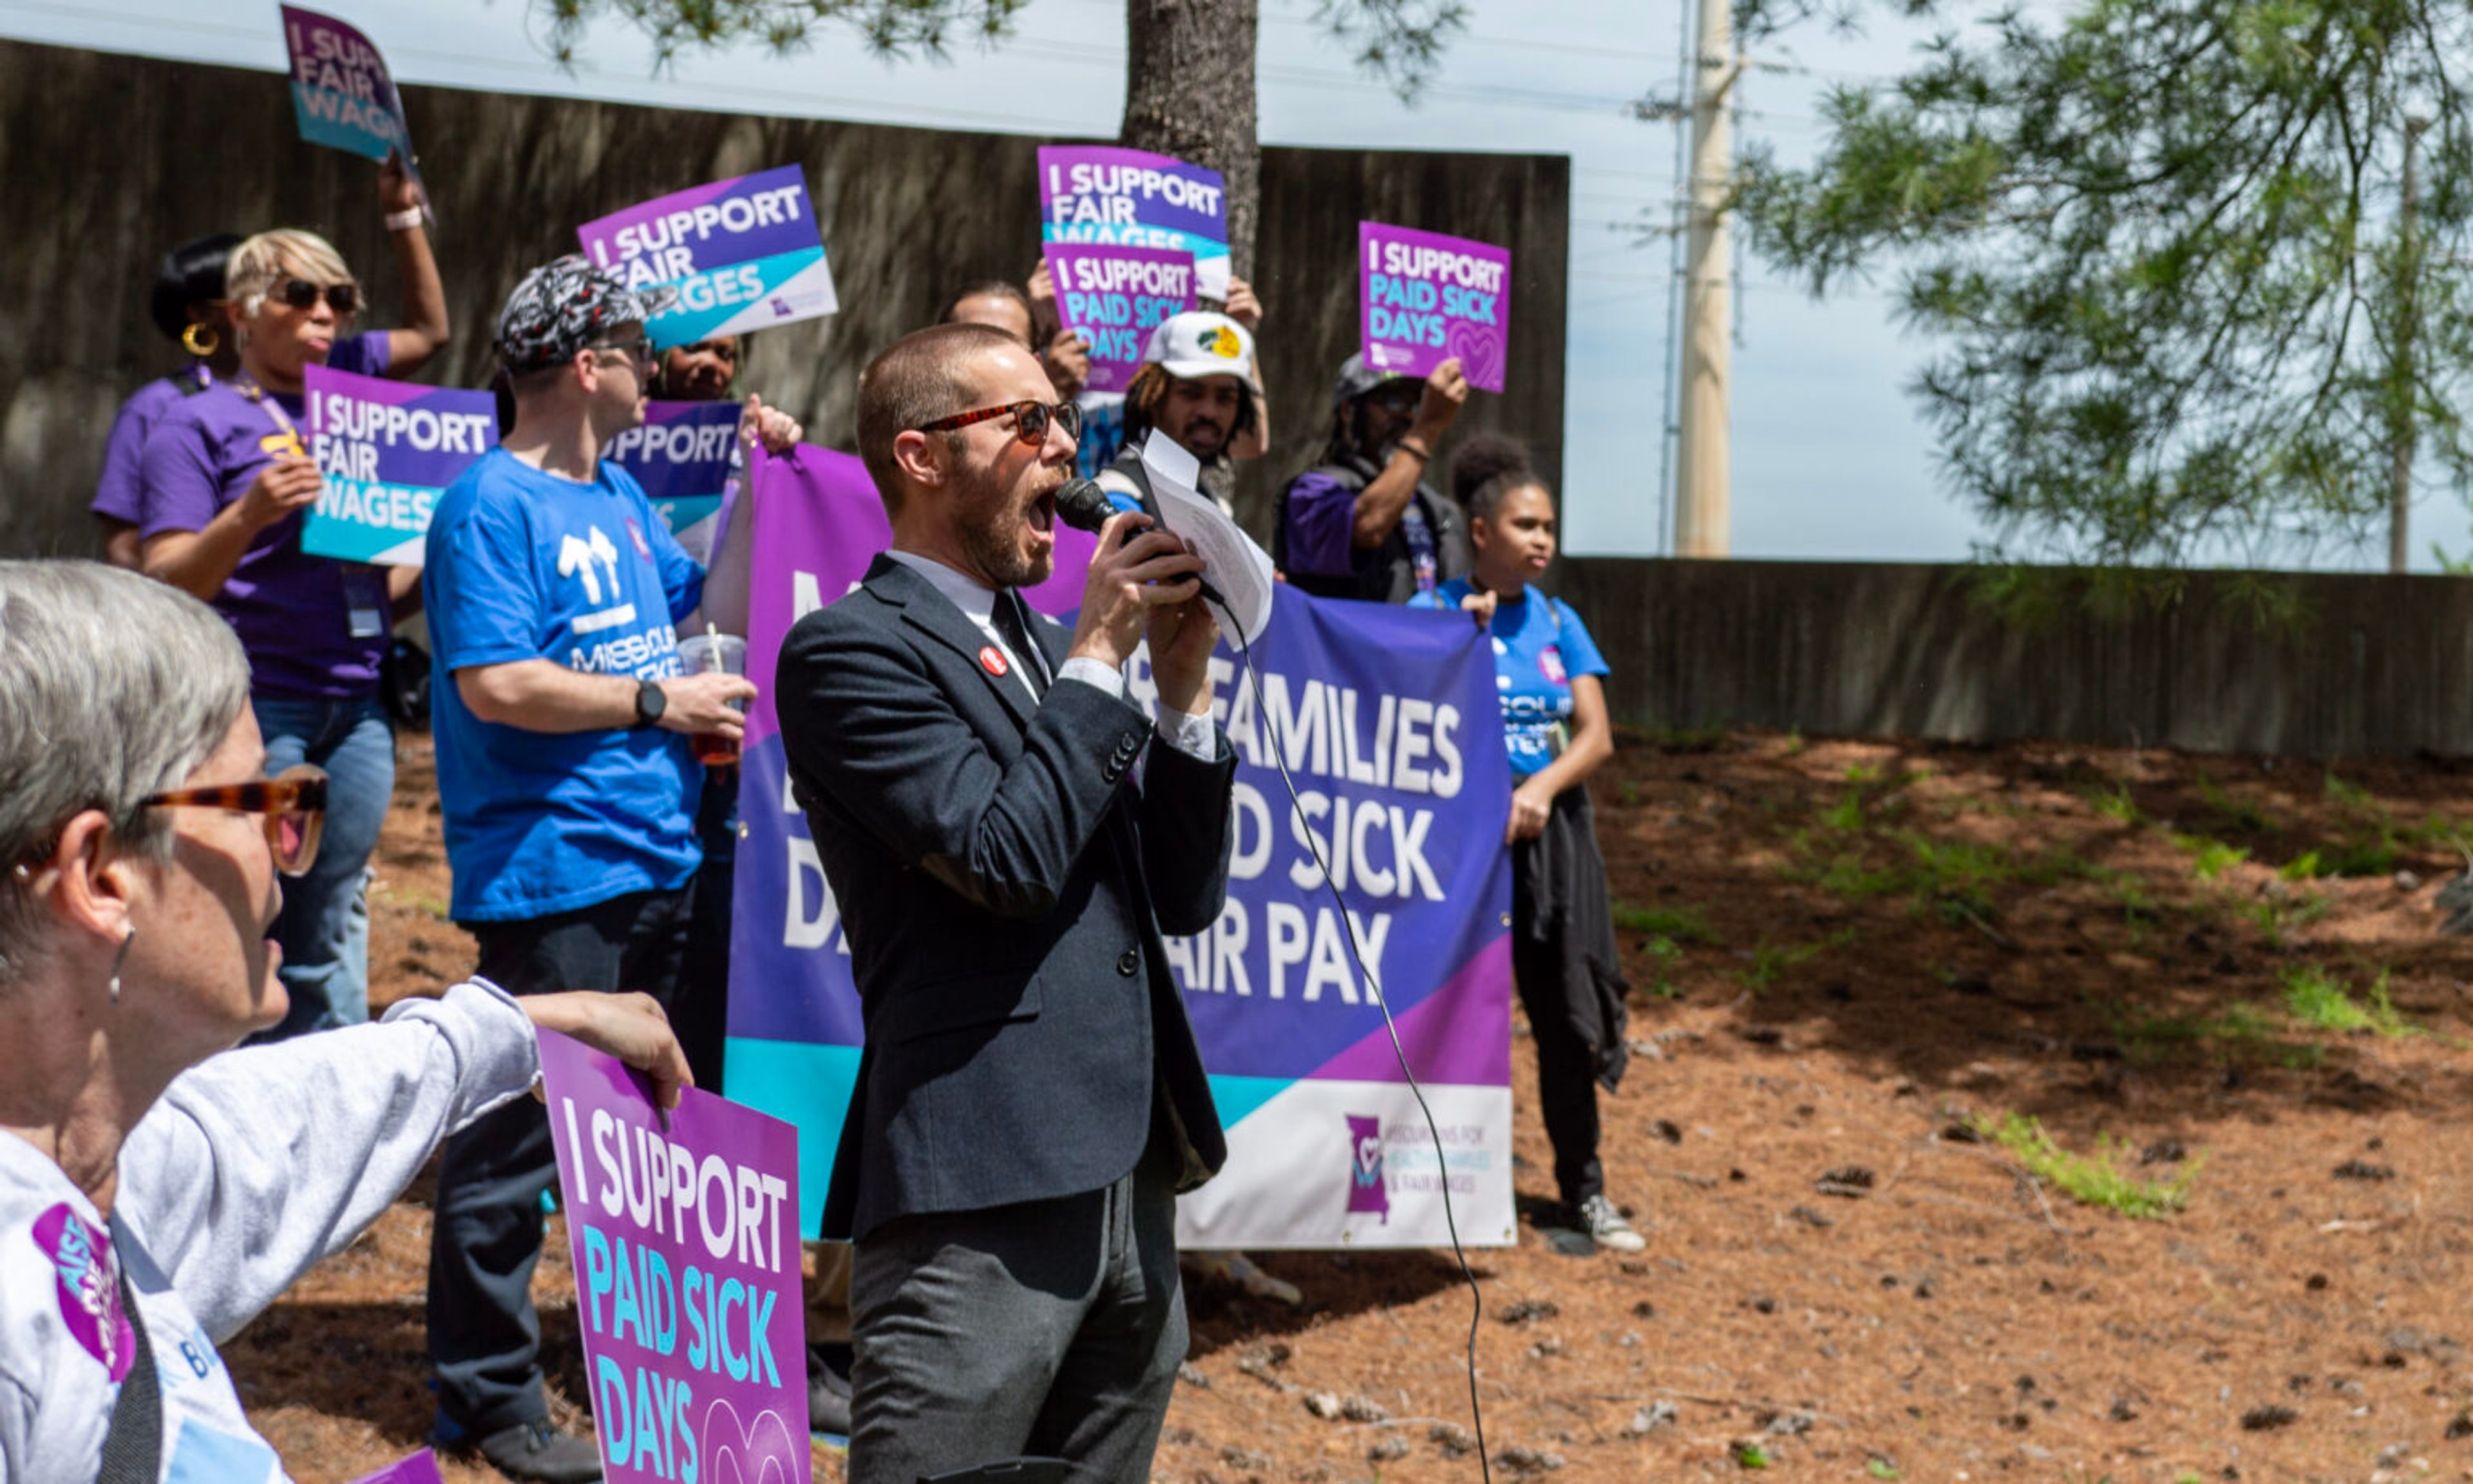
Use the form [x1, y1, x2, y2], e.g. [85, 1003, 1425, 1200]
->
[108, 927, 135, 1007]
[180, 323, 220, 359]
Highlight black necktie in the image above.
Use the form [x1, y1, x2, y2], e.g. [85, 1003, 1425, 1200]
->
[989, 590, 1049, 699]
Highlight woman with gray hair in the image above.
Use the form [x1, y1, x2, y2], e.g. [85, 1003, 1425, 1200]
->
[0, 560, 688, 1481]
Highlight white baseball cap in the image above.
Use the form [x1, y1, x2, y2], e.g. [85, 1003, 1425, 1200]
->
[1142, 312, 1256, 383]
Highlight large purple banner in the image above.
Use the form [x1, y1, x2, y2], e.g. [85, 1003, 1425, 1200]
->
[722, 448, 1514, 1248]
[539, 1030, 804, 1484]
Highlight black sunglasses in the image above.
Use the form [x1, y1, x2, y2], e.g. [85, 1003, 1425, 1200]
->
[916, 399, 1083, 447]
[272, 278, 360, 316]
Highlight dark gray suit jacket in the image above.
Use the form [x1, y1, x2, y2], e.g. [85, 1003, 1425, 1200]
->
[777, 554, 1234, 1243]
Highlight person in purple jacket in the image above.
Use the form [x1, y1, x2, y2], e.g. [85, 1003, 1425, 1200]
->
[134, 215, 451, 1041]
[93, 155, 447, 572]
[1273, 352, 1472, 603]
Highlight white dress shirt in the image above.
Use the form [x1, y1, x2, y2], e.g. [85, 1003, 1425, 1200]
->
[886, 549, 1216, 759]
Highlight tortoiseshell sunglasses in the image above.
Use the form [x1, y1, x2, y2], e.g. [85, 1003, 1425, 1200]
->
[916, 399, 1083, 447]
[140, 764, 328, 877]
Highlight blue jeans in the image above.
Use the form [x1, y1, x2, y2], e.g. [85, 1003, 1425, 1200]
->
[253, 695, 393, 1037]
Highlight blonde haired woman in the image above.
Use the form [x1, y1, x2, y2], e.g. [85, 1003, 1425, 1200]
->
[134, 207, 451, 1042]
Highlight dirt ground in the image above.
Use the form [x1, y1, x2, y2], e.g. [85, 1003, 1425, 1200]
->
[227, 728, 2473, 1483]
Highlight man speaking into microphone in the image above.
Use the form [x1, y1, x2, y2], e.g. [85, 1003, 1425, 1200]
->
[775, 321, 1234, 1483]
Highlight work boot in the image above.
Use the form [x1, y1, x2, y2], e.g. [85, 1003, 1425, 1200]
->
[473, 1419, 603, 1483]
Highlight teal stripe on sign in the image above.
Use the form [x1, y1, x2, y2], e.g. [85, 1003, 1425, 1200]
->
[725, 1037, 860, 1239]
[1209, 1074, 1291, 1131]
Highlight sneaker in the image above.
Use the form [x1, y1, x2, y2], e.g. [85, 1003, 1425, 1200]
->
[1577, 1194, 1646, 1254]
[473, 1419, 604, 1483]
[808, 1346, 853, 1437]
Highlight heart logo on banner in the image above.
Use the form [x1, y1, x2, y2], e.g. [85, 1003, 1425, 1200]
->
[699, 1400, 804, 1484]
[1444, 321, 1504, 390]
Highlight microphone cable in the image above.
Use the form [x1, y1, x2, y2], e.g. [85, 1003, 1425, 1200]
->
[1057, 476, 1492, 1477]
[1202, 593, 1495, 1484]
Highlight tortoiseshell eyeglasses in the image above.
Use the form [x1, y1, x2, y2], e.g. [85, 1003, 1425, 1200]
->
[916, 399, 1083, 447]
[139, 764, 329, 877]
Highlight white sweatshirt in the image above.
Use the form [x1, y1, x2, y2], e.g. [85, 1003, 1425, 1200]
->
[0, 981, 541, 1484]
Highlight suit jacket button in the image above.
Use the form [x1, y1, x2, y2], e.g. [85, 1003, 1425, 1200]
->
[1117, 947, 1140, 976]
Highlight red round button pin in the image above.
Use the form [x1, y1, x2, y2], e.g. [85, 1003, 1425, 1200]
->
[979, 645, 1010, 677]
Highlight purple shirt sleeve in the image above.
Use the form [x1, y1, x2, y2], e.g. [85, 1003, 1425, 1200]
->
[327, 330, 393, 379]
[92, 380, 180, 525]
[135, 406, 230, 541]
[1282, 471, 1361, 578]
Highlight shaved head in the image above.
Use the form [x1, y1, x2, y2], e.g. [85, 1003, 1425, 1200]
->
[857, 322, 1021, 509]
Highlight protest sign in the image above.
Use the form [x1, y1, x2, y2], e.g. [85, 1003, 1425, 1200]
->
[280, 8, 416, 169]
[298, 364, 496, 566]
[1039, 146, 1232, 299]
[347, 1453, 444, 1484]
[539, 1029, 803, 1484]
[722, 449, 1514, 1248]
[1360, 221, 1513, 393]
[579, 166, 838, 350]
[605, 400, 743, 561]
[1043, 244, 1197, 395]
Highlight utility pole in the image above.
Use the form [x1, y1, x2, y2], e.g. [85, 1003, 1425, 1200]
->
[2391, 114, 2430, 575]
[1672, 0, 1738, 558]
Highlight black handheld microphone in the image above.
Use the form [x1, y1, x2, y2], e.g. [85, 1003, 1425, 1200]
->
[1053, 478, 1230, 612]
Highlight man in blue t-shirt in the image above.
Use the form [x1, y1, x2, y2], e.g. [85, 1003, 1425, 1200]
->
[419, 256, 755, 1484]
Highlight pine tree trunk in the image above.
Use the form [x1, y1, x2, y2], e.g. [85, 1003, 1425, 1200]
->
[1119, 0, 1260, 283]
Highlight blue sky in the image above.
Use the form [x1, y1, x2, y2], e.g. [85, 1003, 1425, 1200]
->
[8, 0, 2444, 565]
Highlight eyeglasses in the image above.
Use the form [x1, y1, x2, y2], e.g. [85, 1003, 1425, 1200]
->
[271, 279, 361, 317]
[916, 399, 1083, 447]
[139, 764, 328, 877]
[590, 336, 656, 369]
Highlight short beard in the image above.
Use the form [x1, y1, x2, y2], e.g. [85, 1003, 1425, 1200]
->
[956, 467, 1050, 589]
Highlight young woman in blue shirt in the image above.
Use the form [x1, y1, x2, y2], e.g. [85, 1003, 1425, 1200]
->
[1414, 435, 1642, 1253]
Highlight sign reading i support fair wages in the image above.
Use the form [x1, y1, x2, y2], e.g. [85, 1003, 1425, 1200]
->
[604, 400, 743, 555]
[720, 449, 1515, 1248]
[1039, 146, 1232, 299]
[579, 166, 839, 350]
[1043, 244, 1197, 395]
[298, 364, 496, 566]
[1360, 222, 1513, 393]
[538, 1029, 804, 1484]
[281, 7, 416, 166]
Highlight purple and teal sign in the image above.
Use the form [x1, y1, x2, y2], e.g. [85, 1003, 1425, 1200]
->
[723, 446, 1514, 1248]
[281, 8, 415, 169]
[1039, 146, 1232, 300]
[299, 364, 497, 566]
[538, 1029, 804, 1484]
[1360, 221, 1513, 394]
[1042, 244, 1197, 395]
[579, 165, 839, 350]
[605, 400, 743, 547]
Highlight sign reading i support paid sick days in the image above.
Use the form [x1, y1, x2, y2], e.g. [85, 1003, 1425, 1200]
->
[1360, 222, 1513, 393]
[579, 165, 839, 350]
[539, 1029, 804, 1484]
[1043, 245, 1197, 395]
[1039, 146, 1231, 299]
[281, 7, 415, 166]
[299, 364, 497, 566]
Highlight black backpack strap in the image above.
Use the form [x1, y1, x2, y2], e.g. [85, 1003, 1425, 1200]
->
[96, 1264, 161, 1484]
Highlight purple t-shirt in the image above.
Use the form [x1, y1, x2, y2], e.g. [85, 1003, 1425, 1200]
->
[93, 369, 205, 526]
[134, 332, 393, 700]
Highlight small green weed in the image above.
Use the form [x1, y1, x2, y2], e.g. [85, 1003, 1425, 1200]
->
[2195, 771, 2278, 833]
[1864, 1461, 1900, 1481]
[1613, 901, 1716, 944]
[1731, 1440, 1772, 1469]
[2277, 850, 2322, 881]
[1731, 931, 1854, 993]
[2172, 832, 2250, 881]
[1820, 791, 1866, 832]
[1973, 1112, 2201, 1218]
[1640, 937, 1687, 998]
[2241, 889, 2329, 950]
[2280, 964, 2417, 1037]
[2088, 785, 2141, 825]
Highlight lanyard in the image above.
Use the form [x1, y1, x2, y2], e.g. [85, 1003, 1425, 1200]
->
[230, 373, 304, 450]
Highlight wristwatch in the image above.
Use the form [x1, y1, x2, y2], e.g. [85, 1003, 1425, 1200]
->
[632, 679, 667, 729]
